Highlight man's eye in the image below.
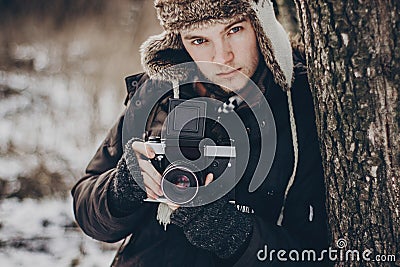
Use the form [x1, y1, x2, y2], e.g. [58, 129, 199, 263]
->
[192, 39, 206, 45]
[229, 26, 242, 34]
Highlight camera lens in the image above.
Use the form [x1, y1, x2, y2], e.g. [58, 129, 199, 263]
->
[170, 174, 191, 189]
[161, 163, 199, 204]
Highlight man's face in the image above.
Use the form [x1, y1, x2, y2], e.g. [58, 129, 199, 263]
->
[180, 17, 260, 92]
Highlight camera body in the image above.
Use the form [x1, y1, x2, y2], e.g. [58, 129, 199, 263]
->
[145, 98, 236, 204]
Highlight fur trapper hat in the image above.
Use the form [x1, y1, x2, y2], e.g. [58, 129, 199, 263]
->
[140, 0, 294, 91]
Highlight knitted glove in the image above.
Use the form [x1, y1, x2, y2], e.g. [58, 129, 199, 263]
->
[170, 196, 253, 259]
[107, 138, 147, 217]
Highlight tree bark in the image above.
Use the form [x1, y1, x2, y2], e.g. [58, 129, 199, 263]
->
[294, 1, 400, 266]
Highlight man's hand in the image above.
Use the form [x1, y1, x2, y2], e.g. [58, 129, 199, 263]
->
[131, 141, 163, 199]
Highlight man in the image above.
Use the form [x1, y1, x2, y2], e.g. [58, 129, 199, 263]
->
[72, 0, 329, 266]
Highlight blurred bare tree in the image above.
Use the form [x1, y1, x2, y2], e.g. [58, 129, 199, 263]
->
[274, 0, 300, 35]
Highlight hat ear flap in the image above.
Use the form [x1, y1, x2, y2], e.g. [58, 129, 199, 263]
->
[140, 31, 192, 78]
[250, 0, 294, 91]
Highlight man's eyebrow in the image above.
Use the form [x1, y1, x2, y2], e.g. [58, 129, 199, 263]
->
[182, 18, 247, 40]
[182, 34, 203, 40]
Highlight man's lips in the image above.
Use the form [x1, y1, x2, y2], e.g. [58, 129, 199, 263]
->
[216, 68, 241, 77]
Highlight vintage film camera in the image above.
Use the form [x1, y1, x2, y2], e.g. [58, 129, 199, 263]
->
[145, 98, 236, 205]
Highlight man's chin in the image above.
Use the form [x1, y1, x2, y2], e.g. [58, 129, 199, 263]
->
[213, 78, 248, 93]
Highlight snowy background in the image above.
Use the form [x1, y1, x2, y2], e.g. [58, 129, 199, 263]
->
[0, 1, 160, 266]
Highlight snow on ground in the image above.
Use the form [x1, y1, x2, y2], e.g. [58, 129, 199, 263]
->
[0, 197, 120, 267]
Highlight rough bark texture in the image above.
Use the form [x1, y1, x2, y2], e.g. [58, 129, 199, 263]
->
[294, 1, 400, 266]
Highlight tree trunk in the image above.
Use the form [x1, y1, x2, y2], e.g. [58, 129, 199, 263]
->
[294, 1, 400, 266]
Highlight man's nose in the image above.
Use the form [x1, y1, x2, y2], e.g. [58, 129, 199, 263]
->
[213, 40, 234, 64]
